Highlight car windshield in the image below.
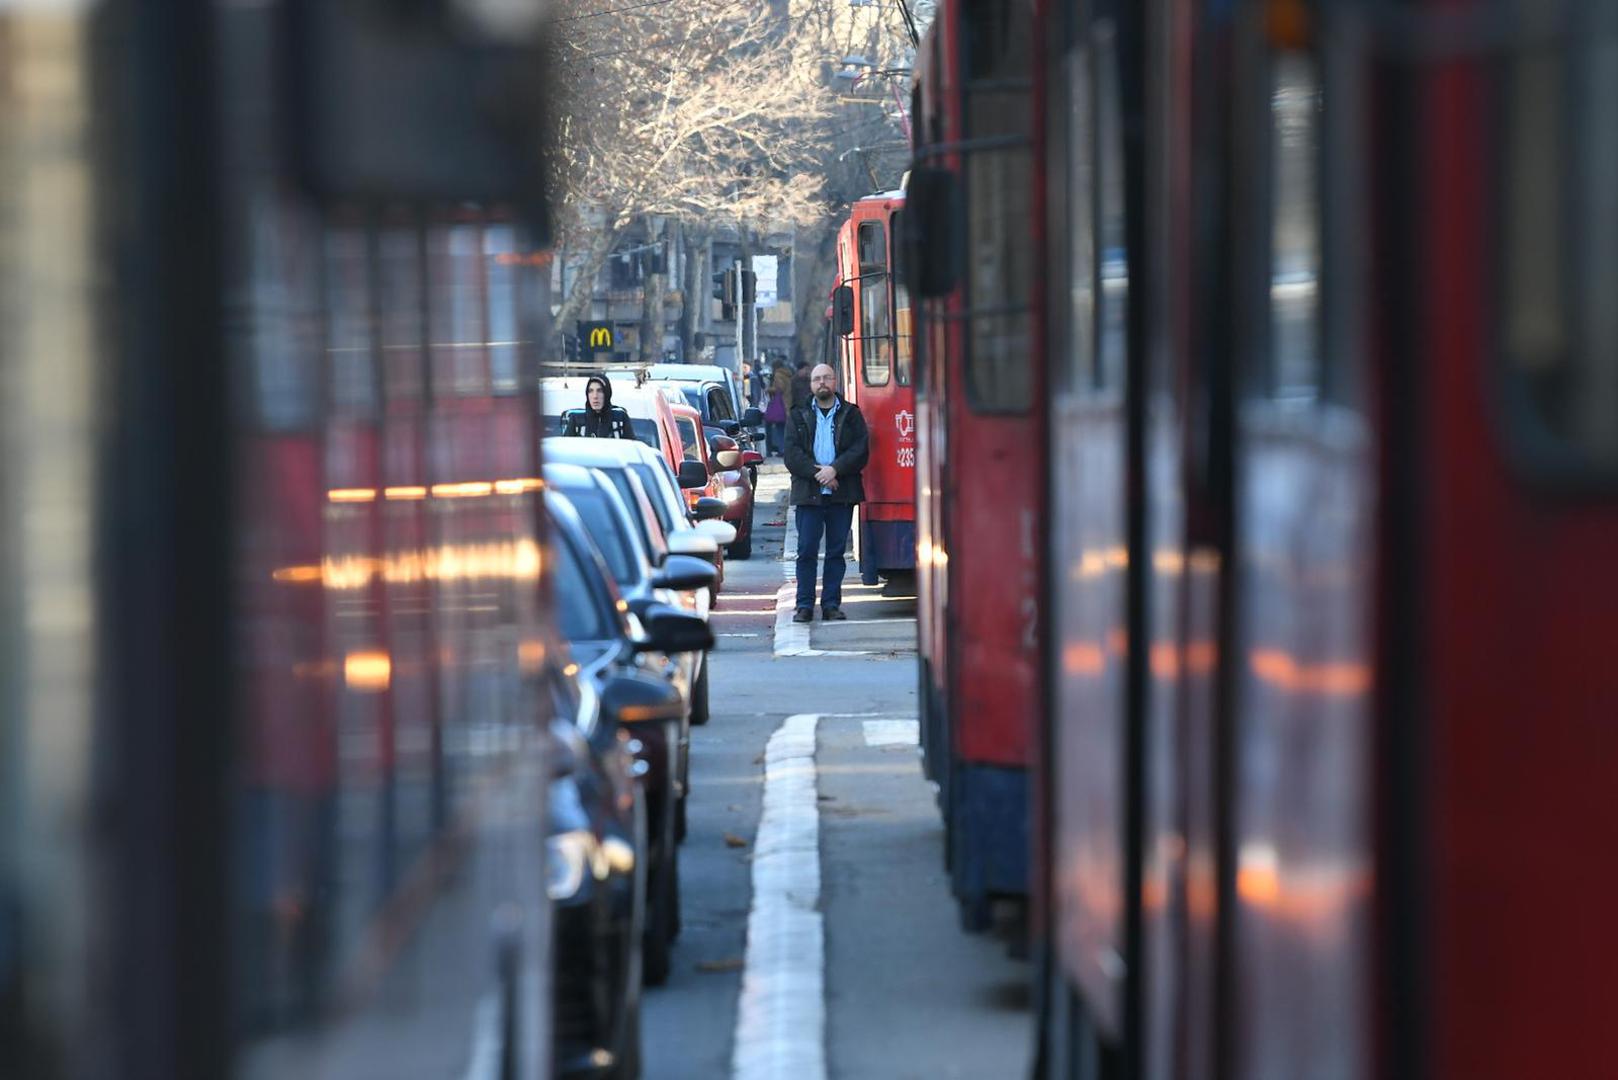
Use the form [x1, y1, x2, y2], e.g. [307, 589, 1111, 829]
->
[601, 469, 657, 555]
[555, 531, 614, 641]
[630, 418, 659, 449]
[677, 418, 700, 461]
[629, 463, 677, 533]
[680, 386, 703, 414]
[563, 488, 639, 586]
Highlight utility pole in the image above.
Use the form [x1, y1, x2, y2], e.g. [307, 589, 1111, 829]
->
[733, 262, 744, 378]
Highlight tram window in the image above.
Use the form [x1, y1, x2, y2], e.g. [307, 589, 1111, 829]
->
[428, 223, 489, 397]
[1501, 28, 1618, 472]
[859, 221, 894, 385]
[891, 211, 914, 386]
[963, 1, 1034, 413]
[1096, 34, 1129, 394]
[379, 225, 426, 400]
[1057, 47, 1097, 395]
[483, 224, 521, 395]
[245, 197, 322, 432]
[1268, 52, 1323, 400]
[326, 226, 378, 416]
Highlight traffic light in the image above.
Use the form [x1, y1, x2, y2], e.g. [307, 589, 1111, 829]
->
[740, 268, 757, 306]
[711, 266, 737, 321]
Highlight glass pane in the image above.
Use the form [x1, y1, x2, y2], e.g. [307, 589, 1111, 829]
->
[1269, 53, 1322, 399]
[892, 211, 914, 386]
[326, 227, 376, 415]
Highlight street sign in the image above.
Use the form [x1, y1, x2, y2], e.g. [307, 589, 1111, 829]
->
[754, 255, 779, 306]
[578, 321, 614, 353]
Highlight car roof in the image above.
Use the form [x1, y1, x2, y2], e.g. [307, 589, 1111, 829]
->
[545, 435, 663, 467]
[541, 463, 656, 575]
[647, 363, 735, 382]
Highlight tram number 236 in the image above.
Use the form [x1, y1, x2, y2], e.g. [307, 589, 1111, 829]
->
[896, 445, 915, 468]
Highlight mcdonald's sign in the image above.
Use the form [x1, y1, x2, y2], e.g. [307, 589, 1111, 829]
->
[578, 321, 614, 353]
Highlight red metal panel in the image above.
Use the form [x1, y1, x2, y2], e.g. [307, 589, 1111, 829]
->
[1423, 38, 1618, 1080]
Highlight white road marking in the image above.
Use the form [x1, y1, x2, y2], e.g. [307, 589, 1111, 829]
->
[861, 719, 920, 748]
[732, 714, 826, 1080]
[720, 632, 762, 638]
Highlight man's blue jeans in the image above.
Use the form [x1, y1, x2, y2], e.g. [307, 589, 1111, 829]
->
[795, 501, 854, 610]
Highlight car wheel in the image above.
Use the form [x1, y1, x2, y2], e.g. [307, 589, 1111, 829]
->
[689, 657, 711, 726]
[643, 843, 678, 987]
[727, 510, 753, 560]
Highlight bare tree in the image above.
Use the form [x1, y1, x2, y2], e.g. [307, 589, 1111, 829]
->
[546, 0, 840, 332]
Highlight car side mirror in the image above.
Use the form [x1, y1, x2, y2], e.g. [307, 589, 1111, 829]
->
[714, 449, 742, 470]
[740, 450, 764, 467]
[692, 496, 726, 521]
[741, 407, 763, 427]
[650, 554, 719, 593]
[832, 284, 855, 336]
[677, 459, 709, 489]
[693, 519, 736, 546]
[634, 604, 715, 655]
[601, 670, 686, 724]
[667, 530, 719, 558]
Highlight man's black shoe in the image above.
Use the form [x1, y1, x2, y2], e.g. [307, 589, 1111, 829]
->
[822, 605, 847, 621]
[793, 607, 813, 623]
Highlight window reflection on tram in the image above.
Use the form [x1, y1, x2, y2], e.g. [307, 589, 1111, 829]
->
[231, 203, 552, 1073]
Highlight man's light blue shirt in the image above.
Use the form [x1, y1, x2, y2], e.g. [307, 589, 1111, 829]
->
[813, 399, 839, 494]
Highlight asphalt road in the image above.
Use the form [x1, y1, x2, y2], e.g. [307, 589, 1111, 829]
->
[639, 467, 1034, 1080]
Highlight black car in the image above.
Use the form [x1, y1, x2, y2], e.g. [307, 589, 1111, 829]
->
[548, 489, 714, 987]
[546, 711, 644, 1079]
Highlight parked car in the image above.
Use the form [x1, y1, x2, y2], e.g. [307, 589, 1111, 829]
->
[666, 402, 727, 511]
[661, 377, 764, 474]
[546, 435, 737, 598]
[546, 707, 645, 1080]
[549, 487, 714, 988]
[610, 362, 755, 435]
[704, 429, 761, 560]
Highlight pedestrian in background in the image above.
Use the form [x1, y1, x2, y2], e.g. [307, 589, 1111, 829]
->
[783, 363, 869, 623]
[790, 360, 811, 412]
[764, 360, 791, 455]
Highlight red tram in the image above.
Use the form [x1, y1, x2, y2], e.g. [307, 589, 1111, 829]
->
[908, 2, 1045, 929]
[0, 4, 560, 1075]
[831, 191, 919, 586]
[914, 0, 1618, 1077]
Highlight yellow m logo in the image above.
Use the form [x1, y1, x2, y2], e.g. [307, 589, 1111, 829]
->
[589, 327, 613, 349]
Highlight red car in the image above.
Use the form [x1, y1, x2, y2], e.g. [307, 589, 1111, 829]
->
[704, 429, 762, 561]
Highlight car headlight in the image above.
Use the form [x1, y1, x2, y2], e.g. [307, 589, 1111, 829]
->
[547, 829, 606, 900]
[722, 486, 744, 504]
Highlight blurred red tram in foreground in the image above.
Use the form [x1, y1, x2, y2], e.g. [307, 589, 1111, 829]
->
[830, 190, 919, 587]
[908, 0, 1044, 930]
[0, 3, 560, 1075]
[912, 0, 1618, 1077]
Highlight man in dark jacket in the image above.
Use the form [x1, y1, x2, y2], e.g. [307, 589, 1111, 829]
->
[560, 372, 634, 439]
[783, 363, 869, 622]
